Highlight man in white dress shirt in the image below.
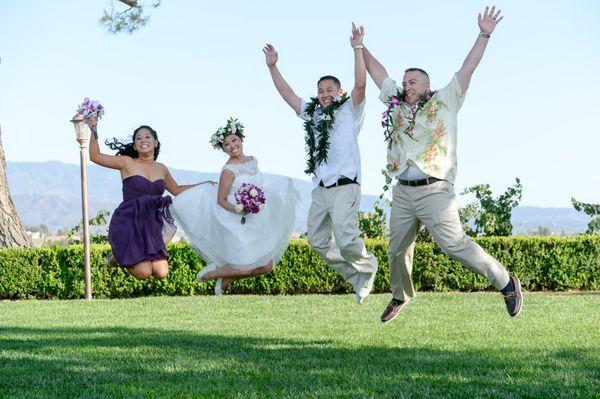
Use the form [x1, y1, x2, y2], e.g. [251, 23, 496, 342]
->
[361, 6, 522, 322]
[263, 24, 378, 304]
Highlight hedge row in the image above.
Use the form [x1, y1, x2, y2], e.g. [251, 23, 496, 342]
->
[0, 236, 599, 299]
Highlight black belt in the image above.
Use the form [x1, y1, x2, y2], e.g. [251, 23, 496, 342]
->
[319, 177, 358, 189]
[397, 177, 443, 187]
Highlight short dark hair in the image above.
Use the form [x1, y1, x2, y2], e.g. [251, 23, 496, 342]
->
[317, 75, 341, 88]
[404, 68, 430, 81]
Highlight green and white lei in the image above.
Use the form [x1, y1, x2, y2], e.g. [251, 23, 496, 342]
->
[210, 118, 245, 149]
[303, 92, 349, 175]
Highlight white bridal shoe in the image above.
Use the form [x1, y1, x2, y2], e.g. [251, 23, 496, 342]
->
[196, 263, 217, 283]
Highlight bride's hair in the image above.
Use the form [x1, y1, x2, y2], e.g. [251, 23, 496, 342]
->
[105, 125, 161, 160]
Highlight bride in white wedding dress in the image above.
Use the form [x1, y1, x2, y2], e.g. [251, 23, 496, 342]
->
[171, 118, 298, 295]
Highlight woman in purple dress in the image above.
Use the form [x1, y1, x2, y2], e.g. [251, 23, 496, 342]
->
[86, 117, 213, 280]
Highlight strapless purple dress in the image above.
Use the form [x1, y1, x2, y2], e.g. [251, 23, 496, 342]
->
[108, 175, 176, 267]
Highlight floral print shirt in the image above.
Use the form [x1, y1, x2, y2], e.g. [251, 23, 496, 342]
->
[379, 73, 466, 184]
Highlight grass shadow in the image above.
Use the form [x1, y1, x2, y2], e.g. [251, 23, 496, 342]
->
[0, 326, 598, 398]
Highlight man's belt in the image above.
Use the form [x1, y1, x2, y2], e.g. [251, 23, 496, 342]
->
[397, 177, 443, 187]
[319, 177, 358, 189]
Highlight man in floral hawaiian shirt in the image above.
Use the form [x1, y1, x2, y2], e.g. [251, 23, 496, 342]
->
[362, 6, 522, 323]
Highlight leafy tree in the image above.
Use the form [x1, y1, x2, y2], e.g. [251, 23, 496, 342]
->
[358, 169, 392, 239]
[100, 0, 161, 34]
[571, 198, 600, 234]
[67, 209, 111, 244]
[461, 178, 523, 237]
[358, 200, 388, 239]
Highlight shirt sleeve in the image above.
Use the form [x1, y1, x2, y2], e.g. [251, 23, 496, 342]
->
[350, 97, 366, 126]
[436, 73, 467, 113]
[297, 98, 310, 121]
[378, 77, 399, 103]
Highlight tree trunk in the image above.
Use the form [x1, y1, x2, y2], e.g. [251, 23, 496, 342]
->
[0, 125, 30, 247]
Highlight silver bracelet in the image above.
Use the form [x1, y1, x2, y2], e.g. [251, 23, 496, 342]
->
[479, 32, 491, 39]
[353, 45, 364, 50]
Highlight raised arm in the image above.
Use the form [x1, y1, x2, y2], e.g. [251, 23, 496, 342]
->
[263, 44, 302, 115]
[350, 23, 366, 106]
[362, 45, 389, 89]
[457, 6, 503, 92]
[162, 165, 214, 196]
[85, 117, 128, 170]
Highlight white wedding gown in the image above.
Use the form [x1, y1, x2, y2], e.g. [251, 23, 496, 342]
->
[171, 157, 298, 270]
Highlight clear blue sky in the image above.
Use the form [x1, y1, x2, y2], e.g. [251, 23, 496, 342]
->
[1, 0, 599, 207]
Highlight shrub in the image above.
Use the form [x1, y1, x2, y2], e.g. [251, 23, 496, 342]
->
[0, 236, 599, 299]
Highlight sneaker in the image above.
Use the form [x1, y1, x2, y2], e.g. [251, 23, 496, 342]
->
[355, 272, 376, 305]
[196, 263, 217, 283]
[502, 276, 523, 317]
[380, 298, 407, 323]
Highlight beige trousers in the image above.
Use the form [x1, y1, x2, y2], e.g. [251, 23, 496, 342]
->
[389, 180, 510, 301]
[307, 184, 378, 289]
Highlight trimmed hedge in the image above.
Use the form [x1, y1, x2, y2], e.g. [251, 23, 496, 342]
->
[0, 236, 599, 299]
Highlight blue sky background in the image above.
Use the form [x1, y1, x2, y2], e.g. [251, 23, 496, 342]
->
[1, 0, 598, 207]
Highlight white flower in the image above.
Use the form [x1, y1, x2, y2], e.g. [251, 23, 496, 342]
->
[234, 204, 244, 213]
[249, 188, 258, 197]
[322, 114, 332, 121]
[334, 96, 342, 102]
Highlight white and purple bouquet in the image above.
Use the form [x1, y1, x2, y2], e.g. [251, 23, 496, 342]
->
[233, 183, 266, 224]
[75, 97, 105, 121]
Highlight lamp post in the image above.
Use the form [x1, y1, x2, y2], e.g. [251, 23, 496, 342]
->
[71, 116, 92, 300]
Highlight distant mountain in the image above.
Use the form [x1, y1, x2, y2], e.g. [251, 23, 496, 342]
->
[6, 161, 590, 235]
[510, 206, 590, 235]
[6, 161, 376, 234]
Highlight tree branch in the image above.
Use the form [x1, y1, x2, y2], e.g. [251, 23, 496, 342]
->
[116, 0, 141, 8]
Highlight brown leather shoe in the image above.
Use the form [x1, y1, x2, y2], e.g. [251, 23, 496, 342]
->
[380, 298, 407, 323]
[502, 276, 523, 317]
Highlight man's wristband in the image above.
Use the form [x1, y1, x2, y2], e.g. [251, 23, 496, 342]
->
[353, 45, 364, 50]
[479, 32, 491, 39]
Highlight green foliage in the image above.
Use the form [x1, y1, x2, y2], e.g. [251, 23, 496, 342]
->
[571, 197, 600, 234]
[461, 178, 523, 236]
[302, 93, 350, 175]
[67, 209, 110, 244]
[100, 0, 161, 34]
[358, 200, 388, 239]
[379, 168, 393, 206]
[0, 236, 599, 299]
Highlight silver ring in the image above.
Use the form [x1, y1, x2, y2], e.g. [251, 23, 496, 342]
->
[492, 17, 496, 20]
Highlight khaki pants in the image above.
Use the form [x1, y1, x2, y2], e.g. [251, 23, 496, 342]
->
[307, 184, 378, 289]
[389, 180, 510, 302]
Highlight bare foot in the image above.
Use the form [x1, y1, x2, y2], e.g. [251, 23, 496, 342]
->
[202, 270, 218, 281]
[221, 277, 234, 290]
[106, 254, 118, 267]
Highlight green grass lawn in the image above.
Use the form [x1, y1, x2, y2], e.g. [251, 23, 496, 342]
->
[1, 292, 599, 398]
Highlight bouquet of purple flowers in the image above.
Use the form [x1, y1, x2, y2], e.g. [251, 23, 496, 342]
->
[233, 183, 266, 224]
[75, 97, 105, 121]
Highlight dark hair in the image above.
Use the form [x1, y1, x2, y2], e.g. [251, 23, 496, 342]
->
[317, 75, 341, 88]
[105, 125, 161, 160]
[404, 68, 430, 81]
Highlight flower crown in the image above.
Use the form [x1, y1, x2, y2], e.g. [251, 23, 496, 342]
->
[210, 118, 245, 149]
